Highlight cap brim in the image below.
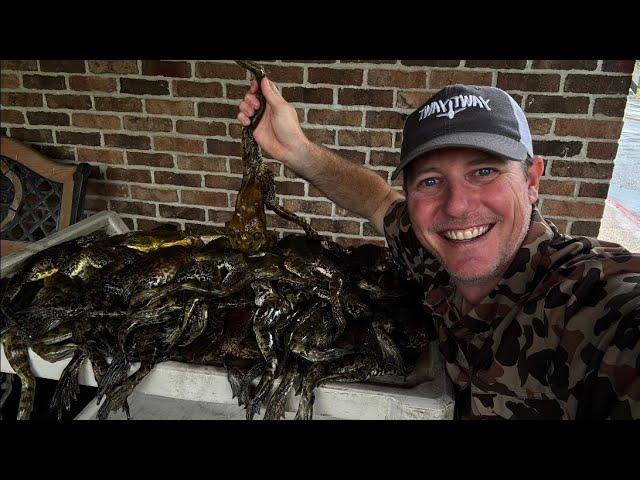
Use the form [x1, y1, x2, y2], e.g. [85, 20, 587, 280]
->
[391, 132, 530, 180]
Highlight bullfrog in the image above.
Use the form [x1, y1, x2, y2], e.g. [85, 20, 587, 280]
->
[224, 61, 317, 254]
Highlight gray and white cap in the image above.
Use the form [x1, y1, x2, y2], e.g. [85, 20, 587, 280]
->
[391, 84, 533, 180]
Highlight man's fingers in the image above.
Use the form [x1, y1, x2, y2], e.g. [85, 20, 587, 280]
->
[237, 112, 251, 127]
[244, 93, 261, 110]
[250, 79, 259, 93]
[238, 102, 255, 119]
[260, 77, 285, 105]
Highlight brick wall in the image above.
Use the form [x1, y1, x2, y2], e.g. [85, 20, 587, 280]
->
[0, 59, 634, 246]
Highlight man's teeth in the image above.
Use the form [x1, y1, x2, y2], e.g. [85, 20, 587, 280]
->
[443, 225, 490, 241]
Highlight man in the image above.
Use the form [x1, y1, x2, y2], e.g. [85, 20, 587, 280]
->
[237, 76, 639, 419]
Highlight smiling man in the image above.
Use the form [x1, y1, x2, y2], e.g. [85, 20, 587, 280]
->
[237, 78, 639, 419]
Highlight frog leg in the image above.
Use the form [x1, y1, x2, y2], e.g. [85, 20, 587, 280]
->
[0, 373, 14, 418]
[262, 169, 318, 239]
[2, 330, 35, 420]
[50, 347, 88, 419]
[97, 344, 159, 420]
[263, 359, 298, 420]
[96, 352, 130, 404]
[117, 303, 182, 349]
[165, 297, 201, 347]
[31, 341, 78, 363]
[371, 323, 408, 377]
[294, 363, 327, 421]
[178, 302, 214, 347]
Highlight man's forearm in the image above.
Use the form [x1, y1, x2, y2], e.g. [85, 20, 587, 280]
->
[288, 140, 401, 232]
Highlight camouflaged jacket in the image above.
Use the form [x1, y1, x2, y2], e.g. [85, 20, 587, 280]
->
[384, 201, 640, 419]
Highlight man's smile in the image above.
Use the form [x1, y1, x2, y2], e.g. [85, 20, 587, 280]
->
[437, 223, 495, 243]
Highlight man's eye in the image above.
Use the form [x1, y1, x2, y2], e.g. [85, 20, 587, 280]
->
[420, 177, 439, 187]
[476, 168, 495, 176]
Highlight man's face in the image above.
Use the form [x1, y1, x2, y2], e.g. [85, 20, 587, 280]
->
[404, 147, 543, 287]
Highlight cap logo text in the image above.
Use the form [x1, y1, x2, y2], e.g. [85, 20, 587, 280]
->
[418, 95, 491, 121]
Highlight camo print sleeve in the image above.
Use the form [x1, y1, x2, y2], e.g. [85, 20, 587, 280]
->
[382, 199, 444, 286]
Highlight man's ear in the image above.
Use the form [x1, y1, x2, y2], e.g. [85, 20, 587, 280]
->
[527, 155, 545, 204]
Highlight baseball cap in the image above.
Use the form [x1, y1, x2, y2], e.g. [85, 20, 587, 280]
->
[391, 84, 533, 180]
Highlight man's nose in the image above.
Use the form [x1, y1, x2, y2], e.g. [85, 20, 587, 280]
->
[442, 180, 476, 218]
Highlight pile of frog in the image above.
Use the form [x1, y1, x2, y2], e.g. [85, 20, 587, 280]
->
[0, 227, 433, 421]
[0, 60, 434, 420]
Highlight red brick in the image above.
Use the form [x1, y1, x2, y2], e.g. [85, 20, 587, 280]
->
[533, 140, 582, 157]
[276, 180, 305, 196]
[1, 60, 37, 71]
[112, 200, 156, 217]
[302, 127, 335, 145]
[77, 148, 124, 165]
[396, 90, 435, 109]
[142, 60, 192, 78]
[131, 185, 178, 202]
[524, 95, 590, 114]
[123, 116, 173, 132]
[365, 110, 407, 129]
[208, 209, 234, 224]
[181, 190, 227, 207]
[138, 219, 181, 231]
[532, 60, 597, 70]
[159, 205, 205, 221]
[400, 60, 461, 67]
[601, 60, 635, 73]
[40, 60, 86, 73]
[429, 70, 493, 89]
[154, 171, 202, 187]
[1, 73, 20, 89]
[228, 123, 243, 139]
[86, 181, 129, 198]
[586, 142, 619, 160]
[550, 160, 614, 179]
[127, 152, 174, 168]
[282, 198, 332, 216]
[9, 127, 53, 143]
[578, 182, 610, 198]
[308, 68, 364, 85]
[369, 70, 426, 88]
[362, 222, 386, 238]
[497, 73, 560, 92]
[527, 118, 553, 135]
[282, 86, 334, 104]
[327, 147, 367, 165]
[173, 80, 223, 98]
[27, 111, 70, 126]
[570, 221, 601, 237]
[307, 108, 362, 126]
[204, 175, 242, 190]
[69, 75, 117, 92]
[104, 134, 151, 150]
[177, 155, 227, 172]
[554, 119, 623, 139]
[335, 236, 386, 248]
[45, 94, 92, 110]
[176, 119, 226, 136]
[95, 96, 143, 112]
[56, 131, 101, 146]
[145, 99, 194, 116]
[73, 113, 121, 130]
[564, 74, 631, 94]
[106, 167, 152, 183]
[120, 78, 169, 95]
[338, 130, 392, 148]
[466, 60, 527, 69]
[88, 60, 139, 74]
[261, 64, 304, 83]
[338, 88, 393, 107]
[154, 136, 204, 154]
[1, 92, 43, 107]
[206, 139, 241, 156]
[539, 179, 576, 196]
[370, 150, 399, 167]
[197, 101, 237, 119]
[541, 199, 604, 218]
[593, 98, 628, 117]
[83, 197, 108, 211]
[1, 109, 25, 124]
[195, 62, 245, 79]
[120, 217, 136, 230]
[226, 84, 250, 100]
[310, 218, 360, 235]
[23, 74, 66, 90]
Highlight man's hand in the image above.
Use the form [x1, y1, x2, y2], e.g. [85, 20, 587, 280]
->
[237, 77, 310, 169]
